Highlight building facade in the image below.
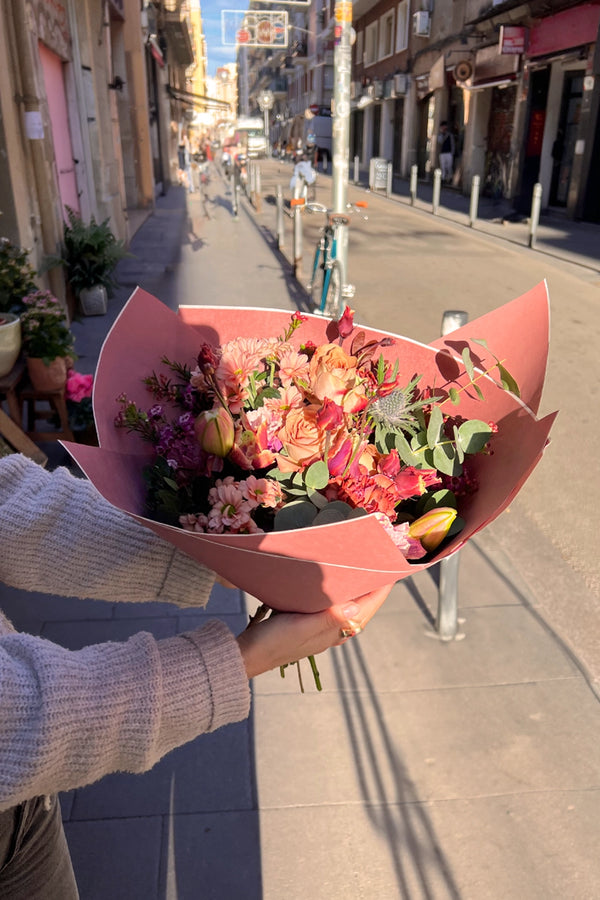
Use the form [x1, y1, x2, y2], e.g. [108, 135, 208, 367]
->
[243, 0, 600, 220]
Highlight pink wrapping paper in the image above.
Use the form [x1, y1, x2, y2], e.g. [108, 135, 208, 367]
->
[63, 282, 556, 612]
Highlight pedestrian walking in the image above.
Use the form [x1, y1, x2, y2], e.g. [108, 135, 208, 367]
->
[0, 453, 391, 897]
[438, 121, 455, 183]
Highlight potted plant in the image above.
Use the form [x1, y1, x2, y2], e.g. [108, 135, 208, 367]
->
[20, 290, 75, 391]
[0, 238, 38, 377]
[44, 207, 128, 316]
[64, 367, 97, 443]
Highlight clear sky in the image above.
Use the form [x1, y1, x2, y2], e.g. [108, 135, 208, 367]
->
[201, 0, 239, 77]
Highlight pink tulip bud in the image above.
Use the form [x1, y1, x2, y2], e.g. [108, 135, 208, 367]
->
[194, 407, 235, 457]
[408, 507, 457, 552]
[337, 306, 355, 338]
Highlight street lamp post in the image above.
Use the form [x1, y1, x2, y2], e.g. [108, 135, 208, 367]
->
[332, 1, 353, 302]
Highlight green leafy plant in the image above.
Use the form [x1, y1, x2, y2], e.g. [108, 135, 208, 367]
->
[43, 207, 128, 296]
[0, 238, 38, 315]
[20, 290, 75, 362]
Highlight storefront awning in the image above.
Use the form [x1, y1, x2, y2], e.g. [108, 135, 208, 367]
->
[463, 74, 518, 91]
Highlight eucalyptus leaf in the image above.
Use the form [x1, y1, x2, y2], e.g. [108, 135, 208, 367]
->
[273, 500, 318, 531]
[305, 460, 330, 490]
[313, 506, 351, 526]
[426, 405, 444, 450]
[423, 489, 458, 511]
[462, 347, 476, 381]
[447, 515, 465, 537]
[307, 487, 328, 509]
[452, 424, 465, 464]
[497, 363, 520, 397]
[456, 419, 492, 454]
[395, 431, 421, 466]
[448, 386, 460, 406]
[433, 443, 460, 476]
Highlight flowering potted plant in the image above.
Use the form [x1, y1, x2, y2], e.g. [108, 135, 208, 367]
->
[64, 368, 97, 443]
[0, 238, 38, 377]
[43, 207, 128, 316]
[20, 290, 75, 391]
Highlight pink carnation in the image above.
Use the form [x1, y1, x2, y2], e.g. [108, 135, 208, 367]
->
[65, 371, 94, 403]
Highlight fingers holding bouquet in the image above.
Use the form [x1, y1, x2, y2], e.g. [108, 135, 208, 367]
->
[236, 583, 394, 682]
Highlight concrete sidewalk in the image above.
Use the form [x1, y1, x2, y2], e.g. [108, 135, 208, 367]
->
[2, 169, 599, 899]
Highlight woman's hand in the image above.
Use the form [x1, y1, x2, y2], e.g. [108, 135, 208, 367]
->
[236, 584, 393, 679]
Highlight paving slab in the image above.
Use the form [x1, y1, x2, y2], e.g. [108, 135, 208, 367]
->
[63, 816, 163, 900]
[257, 788, 600, 900]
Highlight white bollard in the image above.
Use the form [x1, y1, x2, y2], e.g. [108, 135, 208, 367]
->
[432, 168, 442, 215]
[386, 162, 393, 197]
[469, 175, 480, 227]
[529, 182, 543, 248]
[276, 184, 285, 249]
[353, 155, 360, 183]
[410, 164, 418, 206]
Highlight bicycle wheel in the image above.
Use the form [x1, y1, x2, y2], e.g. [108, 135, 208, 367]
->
[309, 247, 324, 310]
[323, 260, 342, 318]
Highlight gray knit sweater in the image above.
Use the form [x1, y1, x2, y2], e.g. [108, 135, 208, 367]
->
[0, 454, 250, 810]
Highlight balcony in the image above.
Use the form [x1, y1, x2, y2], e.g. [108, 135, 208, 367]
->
[464, 0, 527, 25]
[270, 76, 288, 97]
[162, 10, 194, 67]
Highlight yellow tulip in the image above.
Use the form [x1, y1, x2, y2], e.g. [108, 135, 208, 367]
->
[408, 507, 457, 552]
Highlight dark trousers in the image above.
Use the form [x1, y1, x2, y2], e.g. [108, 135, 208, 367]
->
[0, 794, 78, 898]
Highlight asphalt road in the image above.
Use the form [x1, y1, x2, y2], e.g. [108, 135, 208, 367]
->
[249, 159, 600, 685]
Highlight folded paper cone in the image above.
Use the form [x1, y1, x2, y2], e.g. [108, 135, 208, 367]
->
[63, 283, 556, 612]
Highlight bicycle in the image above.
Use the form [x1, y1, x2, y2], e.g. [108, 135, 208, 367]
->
[300, 200, 368, 317]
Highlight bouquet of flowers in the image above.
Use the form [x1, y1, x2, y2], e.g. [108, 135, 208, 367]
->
[64, 284, 555, 616]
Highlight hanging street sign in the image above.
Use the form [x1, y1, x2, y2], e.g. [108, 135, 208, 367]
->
[222, 10, 289, 47]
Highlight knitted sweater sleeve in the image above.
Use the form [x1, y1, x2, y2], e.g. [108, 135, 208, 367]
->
[0, 619, 251, 809]
[0, 454, 215, 607]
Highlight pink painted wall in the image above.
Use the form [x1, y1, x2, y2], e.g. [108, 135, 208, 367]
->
[38, 41, 80, 217]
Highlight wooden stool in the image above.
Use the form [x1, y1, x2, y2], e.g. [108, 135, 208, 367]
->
[0, 358, 25, 424]
[19, 384, 74, 442]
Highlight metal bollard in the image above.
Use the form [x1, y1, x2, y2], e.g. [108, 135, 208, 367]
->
[292, 186, 303, 278]
[410, 164, 418, 206]
[469, 175, 480, 227]
[386, 162, 393, 197]
[231, 172, 238, 218]
[255, 165, 262, 212]
[436, 308, 469, 640]
[353, 155, 360, 183]
[529, 182, 543, 248]
[432, 168, 442, 215]
[276, 184, 285, 249]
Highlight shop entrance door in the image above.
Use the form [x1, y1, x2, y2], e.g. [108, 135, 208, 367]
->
[550, 71, 584, 206]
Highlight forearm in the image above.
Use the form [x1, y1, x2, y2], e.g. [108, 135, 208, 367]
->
[0, 455, 215, 606]
[0, 620, 250, 809]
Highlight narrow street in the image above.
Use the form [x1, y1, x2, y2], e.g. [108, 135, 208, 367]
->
[175, 157, 600, 687]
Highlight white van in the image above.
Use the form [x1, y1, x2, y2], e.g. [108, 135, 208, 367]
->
[304, 115, 332, 162]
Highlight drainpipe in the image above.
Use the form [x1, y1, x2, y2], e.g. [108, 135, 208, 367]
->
[10, 0, 65, 301]
[331, 0, 353, 299]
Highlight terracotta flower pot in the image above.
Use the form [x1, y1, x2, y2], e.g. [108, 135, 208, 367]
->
[0, 313, 22, 377]
[26, 355, 68, 392]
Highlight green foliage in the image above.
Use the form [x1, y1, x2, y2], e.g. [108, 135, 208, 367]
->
[20, 290, 75, 362]
[42, 207, 128, 295]
[0, 238, 38, 315]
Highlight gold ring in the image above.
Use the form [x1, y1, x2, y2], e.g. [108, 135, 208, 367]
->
[340, 623, 363, 639]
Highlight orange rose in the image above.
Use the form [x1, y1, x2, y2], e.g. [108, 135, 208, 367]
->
[277, 405, 326, 471]
[308, 345, 359, 405]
